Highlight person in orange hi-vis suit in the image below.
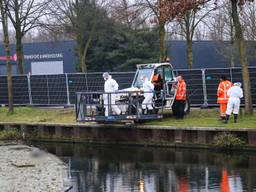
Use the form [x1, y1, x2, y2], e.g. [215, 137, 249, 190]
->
[217, 75, 232, 120]
[174, 75, 187, 119]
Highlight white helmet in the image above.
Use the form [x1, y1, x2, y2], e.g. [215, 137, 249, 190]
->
[102, 72, 109, 79]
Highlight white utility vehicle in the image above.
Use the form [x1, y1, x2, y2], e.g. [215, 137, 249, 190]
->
[76, 63, 190, 122]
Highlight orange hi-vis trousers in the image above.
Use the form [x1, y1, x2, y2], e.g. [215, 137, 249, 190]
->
[220, 103, 227, 117]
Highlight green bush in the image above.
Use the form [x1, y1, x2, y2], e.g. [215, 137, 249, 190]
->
[213, 133, 245, 149]
[0, 128, 22, 140]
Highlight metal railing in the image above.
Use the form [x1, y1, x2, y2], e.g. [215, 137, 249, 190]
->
[76, 91, 163, 122]
[0, 67, 255, 107]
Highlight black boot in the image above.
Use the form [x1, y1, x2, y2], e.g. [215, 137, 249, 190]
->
[234, 114, 238, 123]
[224, 115, 230, 124]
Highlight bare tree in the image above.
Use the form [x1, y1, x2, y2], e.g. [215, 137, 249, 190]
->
[194, 25, 209, 40]
[6, 0, 50, 74]
[242, 1, 256, 40]
[175, 1, 216, 69]
[208, 3, 235, 41]
[109, 0, 146, 30]
[138, 0, 213, 62]
[0, 0, 14, 113]
[45, 0, 106, 72]
[231, 0, 254, 115]
[208, 3, 237, 67]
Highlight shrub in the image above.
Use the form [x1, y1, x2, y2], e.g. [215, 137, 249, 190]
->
[0, 128, 22, 140]
[213, 133, 245, 149]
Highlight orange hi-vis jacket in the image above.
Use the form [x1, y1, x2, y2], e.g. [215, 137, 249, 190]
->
[217, 80, 233, 104]
[176, 80, 186, 100]
[152, 74, 161, 84]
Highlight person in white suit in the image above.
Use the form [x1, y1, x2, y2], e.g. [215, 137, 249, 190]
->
[225, 82, 243, 123]
[103, 72, 121, 116]
[141, 76, 154, 114]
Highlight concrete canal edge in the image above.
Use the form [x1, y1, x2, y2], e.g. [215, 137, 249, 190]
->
[0, 143, 72, 192]
[1, 122, 256, 150]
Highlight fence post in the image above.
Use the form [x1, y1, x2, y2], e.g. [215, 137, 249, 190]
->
[230, 67, 233, 82]
[65, 73, 70, 105]
[85, 73, 89, 92]
[46, 75, 50, 105]
[201, 69, 208, 108]
[27, 74, 33, 105]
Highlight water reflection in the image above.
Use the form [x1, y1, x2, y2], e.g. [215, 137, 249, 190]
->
[37, 143, 256, 192]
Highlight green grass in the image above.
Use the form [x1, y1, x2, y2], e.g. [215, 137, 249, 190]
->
[0, 107, 76, 124]
[0, 107, 255, 128]
[145, 108, 256, 129]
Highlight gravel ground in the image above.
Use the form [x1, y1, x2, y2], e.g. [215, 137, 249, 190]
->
[0, 144, 72, 192]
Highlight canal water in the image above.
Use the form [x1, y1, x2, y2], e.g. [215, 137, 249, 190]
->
[37, 143, 256, 192]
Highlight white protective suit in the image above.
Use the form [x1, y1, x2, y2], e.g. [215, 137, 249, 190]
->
[142, 78, 154, 110]
[226, 84, 243, 115]
[104, 76, 121, 116]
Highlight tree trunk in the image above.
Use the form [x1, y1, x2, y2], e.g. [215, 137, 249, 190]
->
[159, 23, 166, 62]
[76, 32, 85, 72]
[231, 0, 253, 115]
[184, 11, 193, 70]
[16, 32, 24, 74]
[82, 19, 97, 73]
[186, 39, 193, 70]
[0, 0, 14, 113]
[79, 43, 86, 73]
[78, 18, 97, 73]
[7, 55, 13, 113]
[230, 16, 235, 68]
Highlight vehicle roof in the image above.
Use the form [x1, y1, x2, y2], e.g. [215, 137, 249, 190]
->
[136, 63, 174, 69]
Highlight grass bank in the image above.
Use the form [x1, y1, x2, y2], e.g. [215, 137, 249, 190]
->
[146, 108, 256, 128]
[0, 107, 255, 128]
[0, 107, 76, 124]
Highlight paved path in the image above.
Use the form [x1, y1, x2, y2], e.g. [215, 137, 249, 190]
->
[0, 144, 71, 192]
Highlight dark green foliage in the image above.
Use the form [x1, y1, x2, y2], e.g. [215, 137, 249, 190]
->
[86, 24, 159, 72]
[66, 0, 159, 72]
[213, 133, 245, 149]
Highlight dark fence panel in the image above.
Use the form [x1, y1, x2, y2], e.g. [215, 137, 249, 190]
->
[112, 72, 135, 90]
[176, 69, 204, 106]
[47, 74, 67, 104]
[248, 68, 256, 105]
[0, 67, 255, 107]
[0, 76, 8, 104]
[68, 72, 135, 104]
[0, 75, 29, 105]
[68, 74, 87, 104]
[30, 75, 48, 105]
[205, 68, 232, 105]
[86, 73, 104, 92]
[13, 76, 29, 104]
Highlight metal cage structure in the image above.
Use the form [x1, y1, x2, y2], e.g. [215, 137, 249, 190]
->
[76, 91, 163, 122]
